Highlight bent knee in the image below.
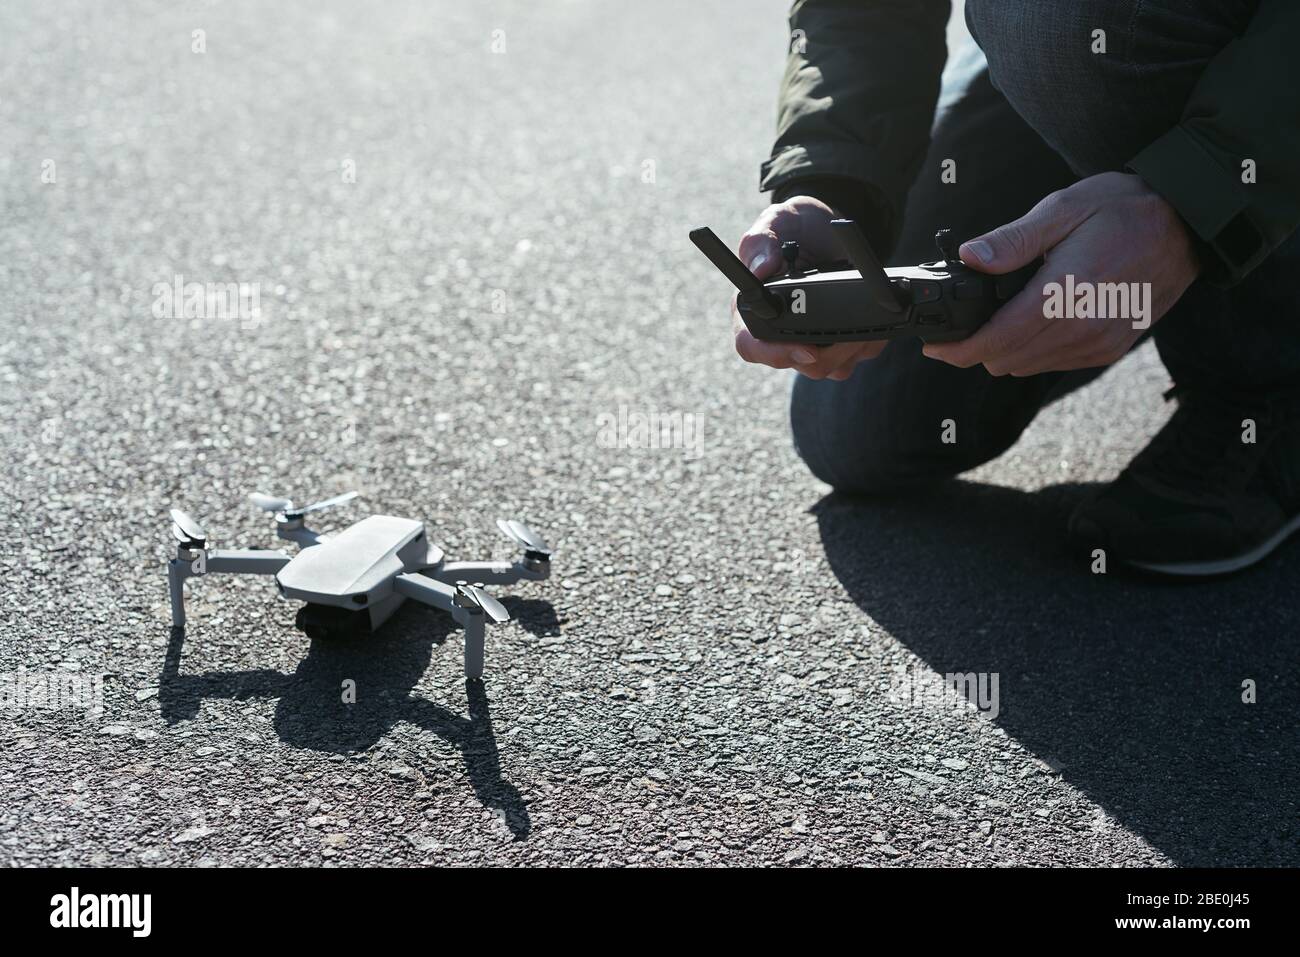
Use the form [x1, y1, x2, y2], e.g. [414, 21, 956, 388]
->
[789, 374, 964, 495]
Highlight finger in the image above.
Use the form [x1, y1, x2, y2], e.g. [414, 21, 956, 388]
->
[731, 217, 805, 367]
[959, 188, 1093, 275]
[923, 271, 1052, 368]
[736, 233, 781, 280]
[983, 322, 1074, 376]
[826, 348, 878, 382]
[790, 340, 877, 379]
[983, 311, 1113, 376]
[737, 208, 793, 280]
[983, 270, 1145, 375]
[825, 342, 887, 380]
[734, 327, 799, 369]
[1003, 328, 1133, 377]
[731, 295, 820, 368]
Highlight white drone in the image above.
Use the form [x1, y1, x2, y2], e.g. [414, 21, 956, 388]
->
[166, 492, 552, 679]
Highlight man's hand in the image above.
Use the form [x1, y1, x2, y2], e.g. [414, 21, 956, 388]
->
[732, 196, 888, 380]
[923, 172, 1201, 377]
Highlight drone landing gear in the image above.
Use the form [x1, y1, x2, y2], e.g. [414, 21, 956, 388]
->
[166, 508, 294, 631]
[391, 573, 505, 681]
[463, 615, 486, 682]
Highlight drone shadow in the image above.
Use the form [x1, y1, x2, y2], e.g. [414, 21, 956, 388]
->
[499, 596, 562, 637]
[814, 480, 1300, 865]
[158, 598, 560, 842]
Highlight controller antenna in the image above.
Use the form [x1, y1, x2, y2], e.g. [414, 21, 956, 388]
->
[688, 227, 782, 320]
[830, 219, 902, 313]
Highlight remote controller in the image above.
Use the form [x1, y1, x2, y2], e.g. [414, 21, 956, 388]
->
[689, 219, 1038, 344]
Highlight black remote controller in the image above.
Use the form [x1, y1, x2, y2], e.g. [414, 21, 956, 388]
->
[689, 220, 1038, 344]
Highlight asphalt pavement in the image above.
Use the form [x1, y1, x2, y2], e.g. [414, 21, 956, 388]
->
[1, 0, 1296, 866]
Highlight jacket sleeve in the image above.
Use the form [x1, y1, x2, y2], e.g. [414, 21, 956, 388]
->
[759, 0, 952, 257]
[1127, 0, 1300, 286]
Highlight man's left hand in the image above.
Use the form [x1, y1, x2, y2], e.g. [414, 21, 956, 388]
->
[923, 172, 1201, 377]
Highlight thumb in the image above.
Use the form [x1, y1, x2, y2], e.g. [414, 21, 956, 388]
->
[737, 227, 783, 280]
[959, 192, 1081, 274]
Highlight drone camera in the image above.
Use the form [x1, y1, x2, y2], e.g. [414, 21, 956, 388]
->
[295, 603, 374, 640]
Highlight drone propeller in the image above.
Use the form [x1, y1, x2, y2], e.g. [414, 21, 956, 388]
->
[249, 492, 295, 513]
[249, 490, 358, 517]
[297, 491, 359, 514]
[496, 519, 552, 558]
[455, 581, 511, 623]
[169, 508, 207, 548]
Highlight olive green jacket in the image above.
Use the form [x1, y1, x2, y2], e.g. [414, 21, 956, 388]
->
[759, 0, 1299, 284]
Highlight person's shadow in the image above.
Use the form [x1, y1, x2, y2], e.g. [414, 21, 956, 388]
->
[159, 597, 561, 841]
[815, 480, 1299, 866]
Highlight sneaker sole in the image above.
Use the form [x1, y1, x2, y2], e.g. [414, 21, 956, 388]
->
[1124, 512, 1300, 578]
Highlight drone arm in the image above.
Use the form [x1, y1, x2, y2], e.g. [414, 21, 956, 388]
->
[167, 548, 291, 629]
[429, 560, 546, 586]
[393, 572, 466, 616]
[206, 549, 292, 574]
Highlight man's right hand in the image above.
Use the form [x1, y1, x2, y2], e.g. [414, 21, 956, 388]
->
[732, 195, 888, 380]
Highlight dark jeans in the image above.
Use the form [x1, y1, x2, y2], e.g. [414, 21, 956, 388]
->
[791, 0, 1300, 493]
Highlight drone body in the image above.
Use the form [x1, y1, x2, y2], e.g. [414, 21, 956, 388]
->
[167, 493, 552, 679]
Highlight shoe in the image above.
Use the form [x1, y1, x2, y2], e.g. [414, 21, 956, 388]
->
[1068, 386, 1300, 577]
